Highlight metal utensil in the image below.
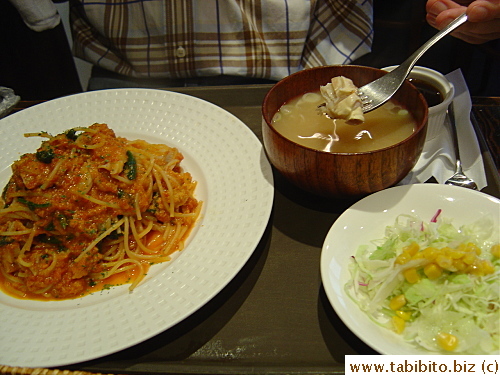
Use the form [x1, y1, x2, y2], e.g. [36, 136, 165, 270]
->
[444, 101, 478, 190]
[358, 13, 468, 113]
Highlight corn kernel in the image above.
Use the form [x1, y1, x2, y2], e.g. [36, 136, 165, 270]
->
[448, 250, 465, 259]
[392, 315, 405, 334]
[423, 247, 438, 261]
[389, 294, 406, 310]
[395, 251, 412, 265]
[424, 263, 442, 279]
[491, 244, 500, 258]
[436, 332, 458, 351]
[480, 259, 495, 275]
[452, 259, 467, 272]
[463, 252, 476, 265]
[403, 268, 421, 284]
[442, 247, 453, 256]
[395, 310, 412, 321]
[467, 260, 484, 276]
[436, 254, 454, 270]
[466, 242, 481, 255]
[411, 251, 425, 260]
[404, 242, 420, 256]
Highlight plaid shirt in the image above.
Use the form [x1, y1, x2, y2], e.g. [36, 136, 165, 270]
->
[70, 0, 373, 81]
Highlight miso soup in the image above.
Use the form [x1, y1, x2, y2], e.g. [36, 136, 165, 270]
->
[271, 91, 417, 153]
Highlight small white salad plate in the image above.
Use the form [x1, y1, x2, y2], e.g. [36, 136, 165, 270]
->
[320, 184, 499, 355]
[0, 89, 274, 367]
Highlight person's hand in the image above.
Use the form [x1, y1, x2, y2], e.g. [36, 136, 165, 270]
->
[426, 0, 500, 43]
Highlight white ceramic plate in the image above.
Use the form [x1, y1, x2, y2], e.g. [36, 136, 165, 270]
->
[0, 89, 274, 367]
[320, 184, 500, 354]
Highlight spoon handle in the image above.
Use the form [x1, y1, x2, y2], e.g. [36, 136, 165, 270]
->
[448, 101, 463, 174]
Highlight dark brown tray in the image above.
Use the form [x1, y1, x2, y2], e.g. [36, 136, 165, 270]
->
[41, 85, 497, 374]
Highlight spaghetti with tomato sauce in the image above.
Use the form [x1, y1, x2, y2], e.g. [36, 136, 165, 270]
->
[0, 123, 201, 300]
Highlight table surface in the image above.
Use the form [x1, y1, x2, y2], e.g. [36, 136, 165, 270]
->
[2, 86, 500, 375]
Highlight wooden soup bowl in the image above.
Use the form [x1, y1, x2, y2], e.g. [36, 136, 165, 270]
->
[262, 65, 428, 199]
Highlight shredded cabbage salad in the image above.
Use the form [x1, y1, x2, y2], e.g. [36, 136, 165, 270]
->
[346, 210, 500, 354]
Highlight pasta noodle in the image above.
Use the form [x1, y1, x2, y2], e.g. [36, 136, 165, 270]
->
[0, 124, 201, 300]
